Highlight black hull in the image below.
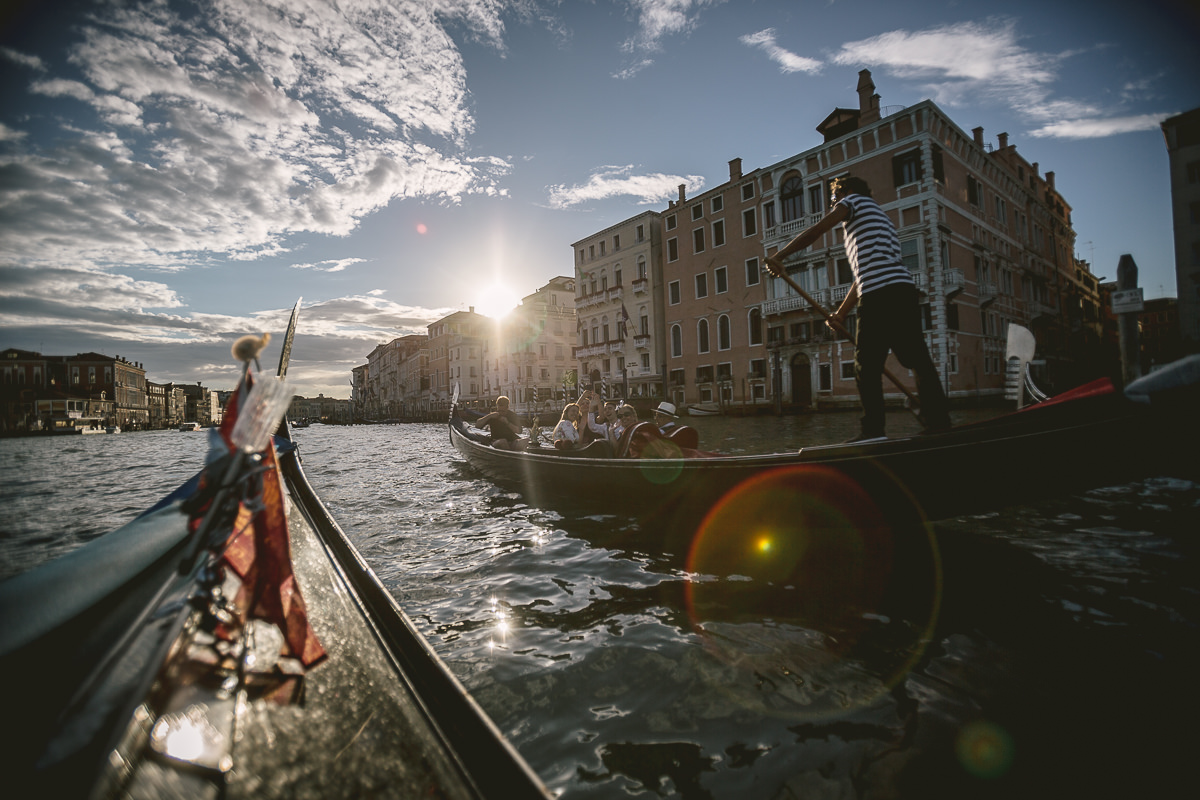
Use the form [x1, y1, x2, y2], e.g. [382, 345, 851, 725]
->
[451, 380, 1198, 549]
[1, 441, 549, 799]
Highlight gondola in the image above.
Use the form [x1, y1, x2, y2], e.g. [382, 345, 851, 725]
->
[0, 303, 550, 800]
[451, 355, 1200, 537]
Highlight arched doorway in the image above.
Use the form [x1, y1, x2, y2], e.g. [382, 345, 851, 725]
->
[791, 353, 812, 408]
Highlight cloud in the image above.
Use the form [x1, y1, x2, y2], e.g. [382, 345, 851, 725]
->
[612, 59, 655, 80]
[1027, 112, 1173, 139]
[546, 165, 705, 209]
[613, 0, 721, 77]
[829, 17, 1163, 140]
[740, 28, 822, 74]
[0, 46, 45, 71]
[291, 257, 368, 273]
[0, 267, 454, 394]
[624, 0, 721, 50]
[832, 19, 1057, 99]
[0, 0, 516, 271]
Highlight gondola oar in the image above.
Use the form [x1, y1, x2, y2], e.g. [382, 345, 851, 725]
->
[770, 268, 927, 428]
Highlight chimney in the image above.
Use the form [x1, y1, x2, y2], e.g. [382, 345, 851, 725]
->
[1045, 171, 1055, 190]
[1031, 162, 1039, 177]
[856, 69, 875, 111]
[678, 184, 686, 203]
[972, 127, 984, 147]
[728, 157, 743, 181]
[469, 305, 475, 313]
[997, 132, 1008, 150]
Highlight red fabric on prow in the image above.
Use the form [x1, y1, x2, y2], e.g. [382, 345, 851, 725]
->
[216, 376, 326, 668]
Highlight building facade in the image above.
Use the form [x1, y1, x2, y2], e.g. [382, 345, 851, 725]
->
[1162, 107, 1200, 350]
[661, 159, 770, 410]
[572, 210, 664, 399]
[758, 70, 1093, 408]
[487, 276, 578, 416]
[429, 309, 489, 413]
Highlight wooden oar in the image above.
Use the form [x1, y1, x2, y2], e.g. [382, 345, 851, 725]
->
[771, 269, 927, 427]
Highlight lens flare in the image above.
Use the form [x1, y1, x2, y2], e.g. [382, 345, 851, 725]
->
[956, 720, 1015, 779]
[682, 464, 942, 721]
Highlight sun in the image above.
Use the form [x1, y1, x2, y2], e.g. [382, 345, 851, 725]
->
[472, 282, 522, 319]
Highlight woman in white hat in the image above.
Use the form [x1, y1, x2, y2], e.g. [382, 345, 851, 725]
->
[654, 401, 679, 434]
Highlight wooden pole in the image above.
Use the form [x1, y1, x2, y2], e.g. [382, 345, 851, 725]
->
[772, 269, 927, 425]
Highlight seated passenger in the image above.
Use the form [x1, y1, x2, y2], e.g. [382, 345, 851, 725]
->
[576, 391, 608, 446]
[552, 403, 582, 450]
[476, 395, 527, 451]
[654, 401, 680, 434]
[614, 404, 638, 440]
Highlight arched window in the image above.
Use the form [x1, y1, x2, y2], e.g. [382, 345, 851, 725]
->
[718, 315, 731, 351]
[637, 256, 647, 279]
[781, 175, 803, 222]
[697, 319, 710, 354]
[748, 308, 763, 346]
[671, 324, 683, 358]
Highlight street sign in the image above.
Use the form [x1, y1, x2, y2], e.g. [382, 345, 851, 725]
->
[1111, 288, 1144, 314]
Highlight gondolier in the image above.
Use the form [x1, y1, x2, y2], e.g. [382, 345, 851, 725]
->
[764, 175, 950, 442]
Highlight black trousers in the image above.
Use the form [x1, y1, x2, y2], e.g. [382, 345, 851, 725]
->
[855, 284, 950, 435]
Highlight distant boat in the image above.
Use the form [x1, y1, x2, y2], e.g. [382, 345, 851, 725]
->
[178, 421, 201, 431]
[686, 402, 721, 416]
[49, 417, 105, 435]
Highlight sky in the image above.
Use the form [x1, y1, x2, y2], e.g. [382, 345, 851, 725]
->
[2, 0, 1198, 399]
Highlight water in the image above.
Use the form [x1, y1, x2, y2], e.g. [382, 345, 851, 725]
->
[2, 416, 1197, 798]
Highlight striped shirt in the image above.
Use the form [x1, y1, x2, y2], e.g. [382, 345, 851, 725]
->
[836, 193, 914, 296]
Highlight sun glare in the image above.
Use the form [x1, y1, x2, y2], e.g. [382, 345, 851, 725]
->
[473, 283, 521, 319]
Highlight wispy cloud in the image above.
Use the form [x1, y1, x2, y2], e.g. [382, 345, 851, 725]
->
[0, 45, 45, 71]
[291, 258, 369, 273]
[1028, 112, 1173, 139]
[614, 0, 722, 78]
[829, 17, 1169, 140]
[624, 0, 722, 50]
[546, 165, 705, 209]
[740, 28, 822, 74]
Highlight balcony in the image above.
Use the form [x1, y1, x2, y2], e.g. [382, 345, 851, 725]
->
[573, 344, 607, 359]
[608, 341, 625, 354]
[761, 291, 827, 316]
[943, 268, 964, 297]
[631, 278, 648, 294]
[979, 279, 998, 308]
[763, 213, 822, 243]
[576, 293, 606, 310]
[606, 286, 623, 303]
[634, 334, 651, 349]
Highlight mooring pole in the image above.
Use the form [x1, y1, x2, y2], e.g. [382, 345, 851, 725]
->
[1116, 254, 1143, 386]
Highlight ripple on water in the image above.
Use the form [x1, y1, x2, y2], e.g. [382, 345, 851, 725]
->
[7, 422, 1198, 798]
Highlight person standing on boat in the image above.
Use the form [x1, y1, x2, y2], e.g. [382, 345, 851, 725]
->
[654, 401, 680, 434]
[764, 175, 951, 441]
[477, 395, 528, 451]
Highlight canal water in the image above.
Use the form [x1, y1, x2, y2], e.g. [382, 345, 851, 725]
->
[1, 414, 1197, 799]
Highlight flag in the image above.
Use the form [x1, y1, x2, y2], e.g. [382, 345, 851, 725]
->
[618, 302, 631, 339]
[201, 373, 326, 669]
